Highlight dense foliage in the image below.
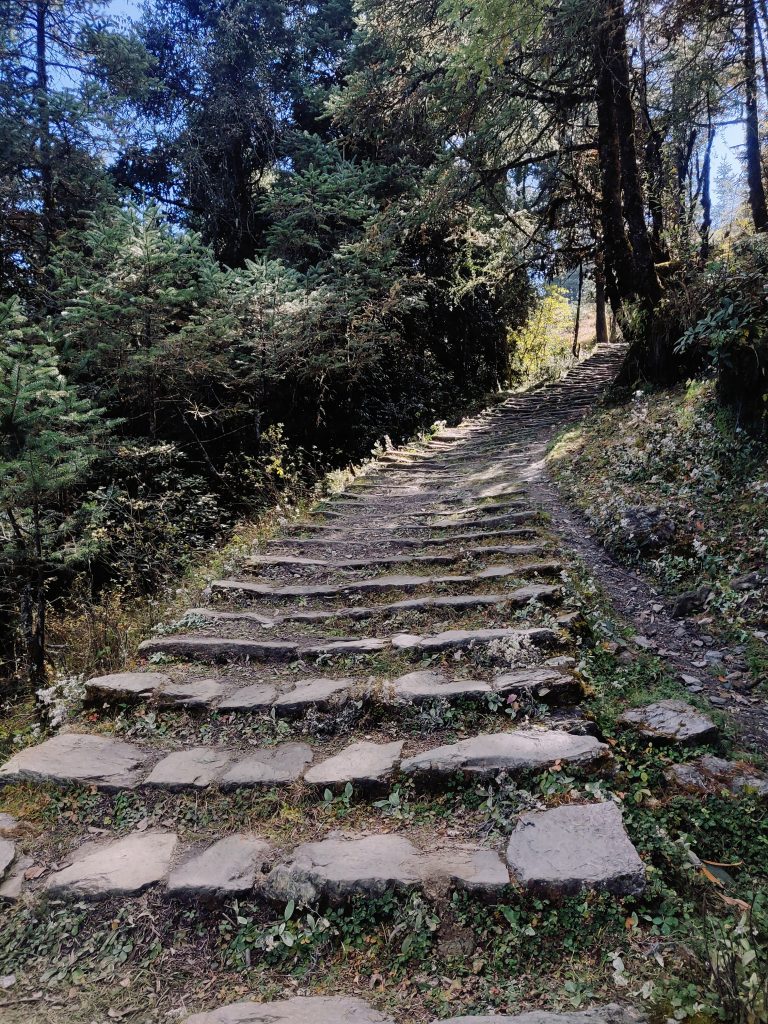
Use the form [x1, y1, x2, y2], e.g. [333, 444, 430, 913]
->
[1, 0, 768, 683]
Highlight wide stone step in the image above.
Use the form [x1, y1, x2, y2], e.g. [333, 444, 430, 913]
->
[267, 527, 540, 549]
[0, 723, 599, 793]
[182, 999, 644, 1024]
[244, 544, 547, 572]
[194, 584, 562, 624]
[209, 565, 549, 601]
[26, 829, 510, 904]
[137, 625, 559, 663]
[77, 662, 579, 712]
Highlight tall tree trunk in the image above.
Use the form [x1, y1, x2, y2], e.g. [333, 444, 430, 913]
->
[595, 0, 662, 311]
[35, 0, 53, 263]
[572, 262, 583, 358]
[594, 251, 609, 346]
[699, 113, 715, 261]
[745, 0, 768, 231]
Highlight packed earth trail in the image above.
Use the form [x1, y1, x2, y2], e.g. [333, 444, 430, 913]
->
[1, 345, 764, 1023]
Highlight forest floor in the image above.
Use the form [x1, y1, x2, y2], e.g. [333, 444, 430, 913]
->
[0, 348, 766, 1024]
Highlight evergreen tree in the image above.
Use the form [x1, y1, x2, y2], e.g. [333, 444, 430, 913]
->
[0, 297, 110, 680]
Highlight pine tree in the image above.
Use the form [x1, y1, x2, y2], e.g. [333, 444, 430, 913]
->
[0, 297, 110, 681]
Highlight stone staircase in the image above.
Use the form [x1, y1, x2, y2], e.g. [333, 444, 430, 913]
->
[1, 346, 673, 1022]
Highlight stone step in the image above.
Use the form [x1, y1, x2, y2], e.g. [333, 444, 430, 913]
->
[26, 828, 510, 904]
[137, 625, 559, 664]
[77, 663, 578, 712]
[0, 722, 600, 793]
[245, 544, 547, 572]
[182, 1001, 642, 1024]
[209, 566, 557, 601]
[198, 584, 561, 623]
[267, 527, 540, 549]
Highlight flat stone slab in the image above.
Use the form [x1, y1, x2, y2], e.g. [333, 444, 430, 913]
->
[399, 626, 557, 653]
[435, 1007, 645, 1023]
[168, 834, 272, 897]
[218, 683, 279, 710]
[0, 839, 15, 880]
[618, 699, 718, 745]
[138, 636, 299, 662]
[220, 743, 313, 787]
[304, 741, 403, 788]
[273, 678, 351, 712]
[0, 854, 32, 901]
[264, 833, 507, 903]
[666, 755, 768, 798]
[0, 734, 147, 790]
[85, 671, 169, 701]
[506, 802, 645, 897]
[145, 747, 232, 789]
[402, 730, 610, 780]
[391, 670, 491, 702]
[46, 831, 177, 898]
[493, 667, 581, 704]
[155, 678, 225, 708]
[184, 996, 394, 1024]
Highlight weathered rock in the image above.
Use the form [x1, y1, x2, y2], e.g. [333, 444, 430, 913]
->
[666, 755, 768, 798]
[155, 678, 225, 708]
[618, 699, 718, 746]
[391, 670, 491, 702]
[218, 683, 278, 710]
[46, 831, 177, 898]
[220, 743, 313, 787]
[434, 1007, 645, 1024]
[0, 814, 19, 835]
[85, 671, 169, 701]
[0, 854, 32, 901]
[401, 730, 610, 780]
[0, 734, 147, 790]
[272, 678, 352, 713]
[506, 802, 645, 897]
[183, 996, 394, 1024]
[617, 505, 676, 554]
[493, 667, 580, 704]
[144, 747, 232, 789]
[424, 845, 509, 896]
[304, 741, 403, 788]
[0, 839, 15, 880]
[671, 586, 712, 618]
[264, 833, 421, 903]
[168, 835, 272, 897]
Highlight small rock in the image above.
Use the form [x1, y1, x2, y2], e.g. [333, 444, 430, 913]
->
[618, 699, 718, 746]
[0, 814, 19, 836]
[0, 839, 15, 880]
[671, 587, 711, 618]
